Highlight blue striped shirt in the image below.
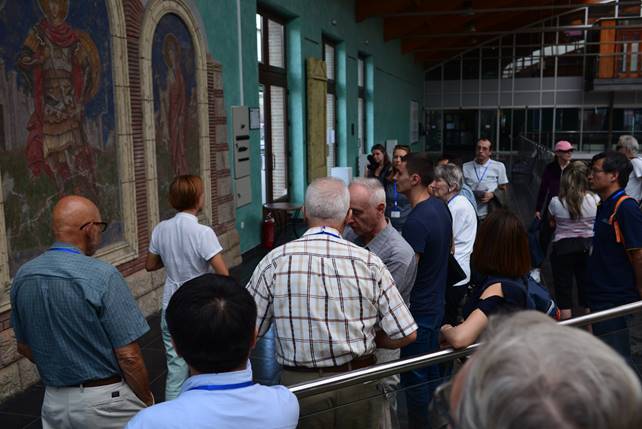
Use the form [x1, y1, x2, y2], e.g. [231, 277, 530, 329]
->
[10, 242, 149, 387]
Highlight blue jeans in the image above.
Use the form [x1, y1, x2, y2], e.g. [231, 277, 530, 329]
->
[400, 312, 442, 429]
[161, 310, 189, 400]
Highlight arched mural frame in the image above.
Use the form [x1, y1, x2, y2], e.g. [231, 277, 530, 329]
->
[0, 0, 138, 312]
[139, 0, 212, 229]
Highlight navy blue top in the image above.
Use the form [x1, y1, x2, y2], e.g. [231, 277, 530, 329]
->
[11, 242, 149, 387]
[463, 276, 528, 319]
[402, 197, 452, 316]
[588, 190, 642, 307]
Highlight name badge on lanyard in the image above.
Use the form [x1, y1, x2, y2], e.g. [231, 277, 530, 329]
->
[391, 181, 401, 218]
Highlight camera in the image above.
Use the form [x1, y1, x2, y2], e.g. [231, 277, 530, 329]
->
[366, 154, 377, 171]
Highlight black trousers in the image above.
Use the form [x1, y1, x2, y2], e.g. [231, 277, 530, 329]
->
[550, 241, 589, 310]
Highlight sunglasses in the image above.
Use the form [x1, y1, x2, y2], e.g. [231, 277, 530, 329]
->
[80, 221, 108, 233]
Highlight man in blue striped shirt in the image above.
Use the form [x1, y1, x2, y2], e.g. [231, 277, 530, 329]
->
[11, 195, 153, 429]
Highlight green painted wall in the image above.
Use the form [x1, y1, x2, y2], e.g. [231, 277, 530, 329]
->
[194, 0, 425, 253]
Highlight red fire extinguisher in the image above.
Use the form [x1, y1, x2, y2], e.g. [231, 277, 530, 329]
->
[262, 212, 276, 249]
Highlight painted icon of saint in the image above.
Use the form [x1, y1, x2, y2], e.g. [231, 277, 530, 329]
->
[162, 33, 189, 177]
[18, 0, 100, 195]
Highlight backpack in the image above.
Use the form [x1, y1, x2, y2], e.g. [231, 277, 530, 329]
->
[609, 194, 639, 246]
[484, 275, 560, 320]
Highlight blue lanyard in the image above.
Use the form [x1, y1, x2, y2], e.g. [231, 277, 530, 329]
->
[48, 247, 81, 255]
[475, 163, 490, 183]
[393, 182, 399, 209]
[447, 194, 459, 205]
[187, 381, 254, 392]
[312, 227, 341, 239]
[608, 189, 625, 203]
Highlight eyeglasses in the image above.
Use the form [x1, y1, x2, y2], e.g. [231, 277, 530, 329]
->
[590, 168, 605, 174]
[432, 379, 457, 428]
[557, 149, 574, 153]
[80, 221, 108, 232]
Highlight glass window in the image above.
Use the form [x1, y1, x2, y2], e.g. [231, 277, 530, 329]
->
[324, 43, 335, 81]
[444, 58, 461, 81]
[542, 108, 554, 147]
[512, 109, 526, 144]
[555, 108, 580, 149]
[527, 109, 541, 142]
[462, 50, 479, 80]
[427, 66, 441, 82]
[358, 57, 364, 88]
[480, 110, 497, 143]
[556, 108, 580, 131]
[256, 14, 263, 63]
[268, 19, 285, 68]
[426, 110, 442, 151]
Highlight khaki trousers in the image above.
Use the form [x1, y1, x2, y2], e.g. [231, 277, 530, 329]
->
[42, 381, 146, 429]
[282, 368, 384, 429]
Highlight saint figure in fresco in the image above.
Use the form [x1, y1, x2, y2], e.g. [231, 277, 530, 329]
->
[162, 34, 189, 177]
[18, 0, 100, 195]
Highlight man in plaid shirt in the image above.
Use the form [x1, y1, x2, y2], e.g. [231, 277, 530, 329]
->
[246, 177, 417, 428]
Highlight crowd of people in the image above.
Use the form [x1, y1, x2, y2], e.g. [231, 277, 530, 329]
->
[7, 135, 642, 428]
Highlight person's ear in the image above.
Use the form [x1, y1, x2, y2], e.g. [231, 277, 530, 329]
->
[376, 202, 385, 214]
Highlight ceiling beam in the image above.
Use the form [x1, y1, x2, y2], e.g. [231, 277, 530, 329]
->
[385, 0, 616, 18]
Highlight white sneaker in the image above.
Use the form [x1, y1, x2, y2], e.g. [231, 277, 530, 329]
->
[529, 268, 541, 283]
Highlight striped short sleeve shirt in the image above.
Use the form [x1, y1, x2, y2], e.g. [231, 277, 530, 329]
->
[246, 226, 417, 368]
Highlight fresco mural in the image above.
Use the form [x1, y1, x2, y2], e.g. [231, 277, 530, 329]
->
[0, 0, 122, 275]
[152, 13, 200, 220]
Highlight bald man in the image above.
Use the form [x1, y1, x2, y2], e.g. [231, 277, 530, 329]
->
[11, 196, 153, 429]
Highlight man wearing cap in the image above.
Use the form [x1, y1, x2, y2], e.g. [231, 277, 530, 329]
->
[462, 138, 509, 221]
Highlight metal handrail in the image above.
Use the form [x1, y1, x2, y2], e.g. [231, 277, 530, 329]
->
[289, 300, 642, 398]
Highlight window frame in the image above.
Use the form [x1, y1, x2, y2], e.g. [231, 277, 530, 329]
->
[257, 7, 289, 203]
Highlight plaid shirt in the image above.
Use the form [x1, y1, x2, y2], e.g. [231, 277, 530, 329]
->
[246, 226, 417, 368]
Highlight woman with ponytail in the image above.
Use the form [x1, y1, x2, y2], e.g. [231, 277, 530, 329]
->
[548, 161, 599, 319]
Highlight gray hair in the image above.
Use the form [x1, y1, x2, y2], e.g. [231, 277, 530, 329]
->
[434, 164, 463, 193]
[304, 177, 350, 222]
[617, 135, 639, 155]
[457, 311, 642, 429]
[349, 177, 386, 208]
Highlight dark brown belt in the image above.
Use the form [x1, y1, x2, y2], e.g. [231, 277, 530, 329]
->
[283, 355, 376, 373]
[69, 375, 122, 388]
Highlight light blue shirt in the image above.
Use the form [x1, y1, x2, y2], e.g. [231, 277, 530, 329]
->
[126, 364, 299, 429]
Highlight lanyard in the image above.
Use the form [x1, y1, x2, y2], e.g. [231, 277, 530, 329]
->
[475, 163, 490, 184]
[608, 189, 625, 203]
[312, 229, 342, 239]
[393, 182, 399, 209]
[48, 247, 81, 255]
[187, 381, 254, 392]
[447, 194, 459, 205]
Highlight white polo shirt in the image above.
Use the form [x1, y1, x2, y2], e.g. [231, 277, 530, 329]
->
[462, 159, 509, 218]
[149, 212, 223, 309]
[448, 195, 477, 286]
[625, 156, 642, 202]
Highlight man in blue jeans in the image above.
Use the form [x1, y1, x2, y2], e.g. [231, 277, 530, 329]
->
[588, 151, 642, 366]
[394, 152, 452, 428]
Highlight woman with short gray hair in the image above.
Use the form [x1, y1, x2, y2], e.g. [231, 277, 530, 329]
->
[449, 311, 642, 429]
[616, 134, 642, 202]
[431, 164, 477, 325]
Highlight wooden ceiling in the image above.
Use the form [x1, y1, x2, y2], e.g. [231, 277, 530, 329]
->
[355, 0, 608, 69]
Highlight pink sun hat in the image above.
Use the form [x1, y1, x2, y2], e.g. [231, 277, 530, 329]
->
[554, 140, 574, 152]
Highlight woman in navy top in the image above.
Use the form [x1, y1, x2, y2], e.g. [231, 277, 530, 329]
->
[440, 209, 531, 349]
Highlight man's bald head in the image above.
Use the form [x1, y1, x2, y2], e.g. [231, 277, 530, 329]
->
[52, 196, 102, 255]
